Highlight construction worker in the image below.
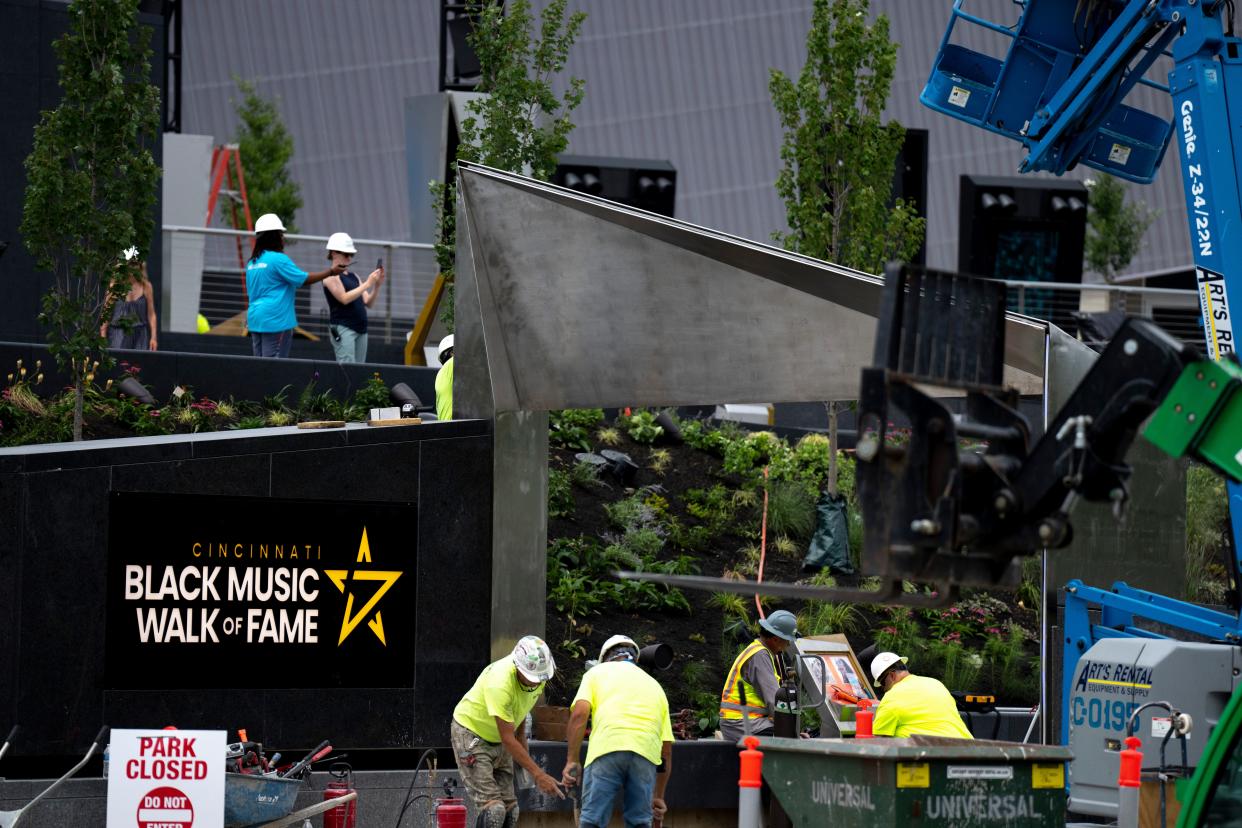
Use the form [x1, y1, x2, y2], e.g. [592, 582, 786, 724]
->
[452, 636, 565, 827]
[562, 635, 673, 828]
[869, 651, 974, 739]
[718, 610, 798, 742]
[436, 334, 454, 420]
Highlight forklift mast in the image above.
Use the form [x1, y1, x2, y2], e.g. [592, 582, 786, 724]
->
[922, 0, 1242, 742]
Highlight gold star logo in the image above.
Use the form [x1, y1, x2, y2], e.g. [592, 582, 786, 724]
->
[324, 527, 403, 646]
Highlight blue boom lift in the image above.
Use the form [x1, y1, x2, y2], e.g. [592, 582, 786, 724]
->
[923, 0, 1242, 816]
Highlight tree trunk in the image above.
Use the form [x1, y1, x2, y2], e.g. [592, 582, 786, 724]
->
[73, 375, 84, 441]
[825, 400, 839, 496]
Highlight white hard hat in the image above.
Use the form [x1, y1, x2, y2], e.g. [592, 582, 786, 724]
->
[326, 232, 357, 254]
[254, 213, 286, 234]
[512, 635, 555, 683]
[123, 246, 139, 262]
[437, 334, 455, 361]
[599, 634, 639, 663]
[870, 652, 909, 683]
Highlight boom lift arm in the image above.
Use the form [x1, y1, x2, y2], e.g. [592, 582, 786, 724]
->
[924, 0, 1242, 555]
[921, 0, 1242, 748]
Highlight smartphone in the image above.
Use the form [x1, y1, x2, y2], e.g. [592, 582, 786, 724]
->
[376, 257, 384, 270]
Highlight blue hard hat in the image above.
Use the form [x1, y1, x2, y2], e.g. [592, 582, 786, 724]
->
[758, 610, 799, 642]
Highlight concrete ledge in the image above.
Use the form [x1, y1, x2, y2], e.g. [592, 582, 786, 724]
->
[0, 419, 488, 473]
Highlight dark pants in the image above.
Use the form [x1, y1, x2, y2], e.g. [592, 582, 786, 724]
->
[250, 329, 293, 358]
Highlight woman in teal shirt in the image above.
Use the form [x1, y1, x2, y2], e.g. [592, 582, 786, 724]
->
[245, 213, 346, 357]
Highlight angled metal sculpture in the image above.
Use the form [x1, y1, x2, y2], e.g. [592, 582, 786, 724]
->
[450, 162, 1093, 648]
[453, 162, 1050, 417]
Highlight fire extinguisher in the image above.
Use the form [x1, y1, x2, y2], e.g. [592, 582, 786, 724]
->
[323, 762, 357, 828]
[434, 778, 467, 828]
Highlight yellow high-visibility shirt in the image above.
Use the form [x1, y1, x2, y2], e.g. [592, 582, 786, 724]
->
[436, 356, 454, 421]
[574, 661, 673, 767]
[872, 674, 973, 739]
[452, 658, 544, 743]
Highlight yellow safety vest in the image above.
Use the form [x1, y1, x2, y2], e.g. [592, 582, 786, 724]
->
[719, 639, 779, 720]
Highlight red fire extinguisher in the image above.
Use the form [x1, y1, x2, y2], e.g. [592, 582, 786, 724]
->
[433, 797, 467, 828]
[434, 779, 467, 828]
[323, 762, 357, 828]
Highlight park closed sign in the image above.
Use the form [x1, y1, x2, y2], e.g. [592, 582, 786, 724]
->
[107, 729, 225, 828]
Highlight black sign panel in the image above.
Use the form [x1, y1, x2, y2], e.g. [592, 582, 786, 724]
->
[106, 492, 417, 689]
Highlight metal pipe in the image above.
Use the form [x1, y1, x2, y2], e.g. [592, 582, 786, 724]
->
[955, 420, 1024, 441]
[18, 726, 108, 819]
[1039, 329, 1051, 745]
[385, 243, 395, 344]
[1022, 706, 1040, 744]
[162, 224, 432, 250]
[738, 787, 762, 828]
[952, 7, 1020, 37]
[1000, 278, 1197, 298]
[1117, 783, 1141, 828]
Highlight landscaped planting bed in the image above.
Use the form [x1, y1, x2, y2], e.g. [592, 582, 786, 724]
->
[540, 409, 1044, 738]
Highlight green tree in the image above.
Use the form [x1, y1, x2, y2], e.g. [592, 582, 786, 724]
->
[771, 0, 924, 495]
[432, 0, 587, 329]
[769, 0, 925, 274]
[21, 0, 160, 441]
[1084, 174, 1155, 283]
[230, 77, 303, 232]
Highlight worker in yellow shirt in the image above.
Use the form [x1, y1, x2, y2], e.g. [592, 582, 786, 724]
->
[562, 635, 674, 828]
[435, 334, 454, 420]
[869, 651, 973, 739]
[451, 636, 565, 828]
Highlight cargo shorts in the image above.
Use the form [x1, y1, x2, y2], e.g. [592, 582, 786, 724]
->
[451, 719, 517, 808]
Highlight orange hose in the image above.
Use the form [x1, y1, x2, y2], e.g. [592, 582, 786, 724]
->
[755, 466, 769, 619]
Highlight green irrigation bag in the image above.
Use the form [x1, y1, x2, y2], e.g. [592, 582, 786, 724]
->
[803, 490, 854, 574]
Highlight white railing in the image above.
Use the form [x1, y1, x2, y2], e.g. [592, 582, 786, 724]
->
[999, 279, 1203, 347]
[157, 226, 1205, 351]
[161, 225, 436, 344]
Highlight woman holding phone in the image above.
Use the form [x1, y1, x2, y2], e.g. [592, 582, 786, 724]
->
[322, 232, 384, 363]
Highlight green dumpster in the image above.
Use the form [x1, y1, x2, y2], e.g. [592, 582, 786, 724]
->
[757, 735, 1072, 827]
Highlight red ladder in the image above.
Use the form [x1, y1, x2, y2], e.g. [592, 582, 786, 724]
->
[205, 144, 253, 291]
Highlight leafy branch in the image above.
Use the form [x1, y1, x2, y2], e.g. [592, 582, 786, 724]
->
[21, 0, 161, 440]
[431, 0, 587, 329]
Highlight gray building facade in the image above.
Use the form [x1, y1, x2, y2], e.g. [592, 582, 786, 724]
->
[180, 0, 1190, 277]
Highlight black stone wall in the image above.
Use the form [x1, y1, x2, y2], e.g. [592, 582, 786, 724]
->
[0, 420, 492, 762]
[0, 0, 165, 343]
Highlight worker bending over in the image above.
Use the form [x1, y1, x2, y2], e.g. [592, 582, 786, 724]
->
[869, 651, 973, 739]
[452, 636, 565, 827]
[718, 610, 798, 741]
[562, 635, 673, 828]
